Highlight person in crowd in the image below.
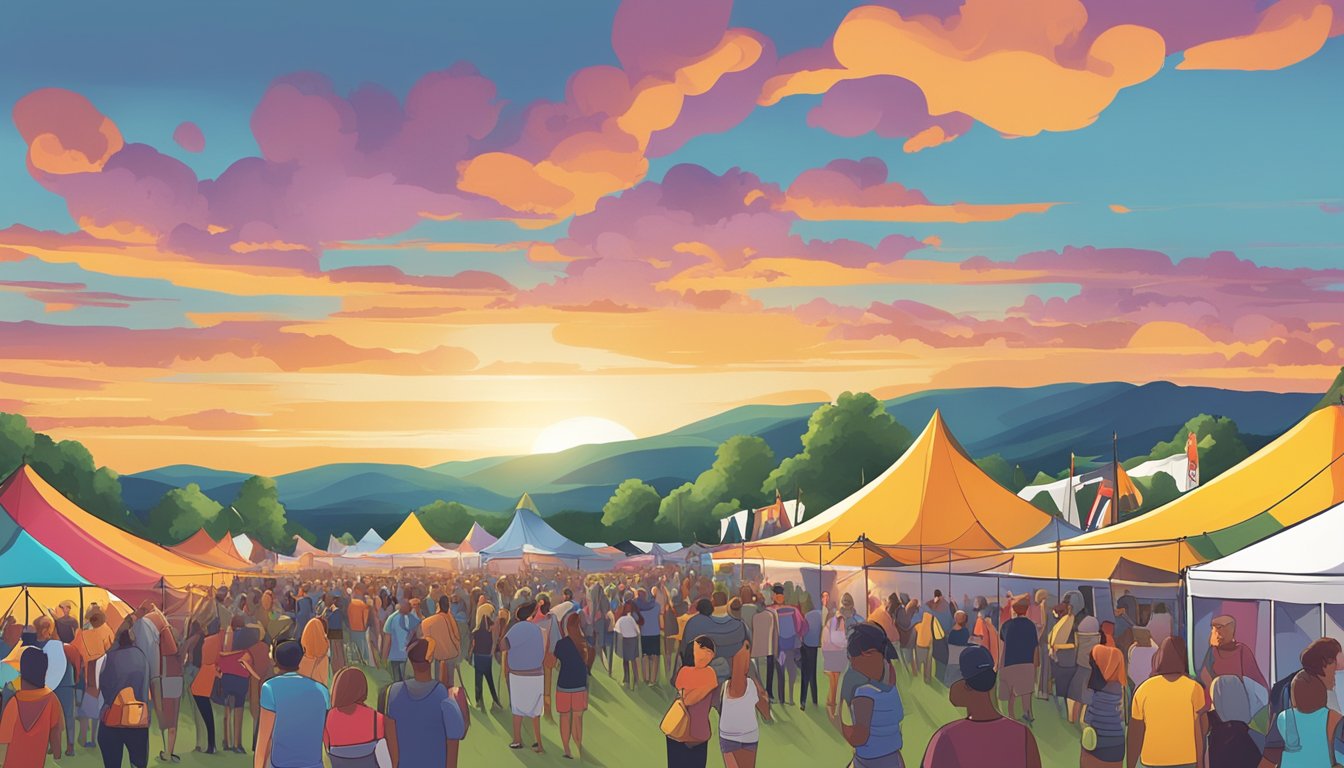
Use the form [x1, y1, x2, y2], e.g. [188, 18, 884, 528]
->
[298, 618, 330, 687]
[1206, 675, 1262, 768]
[922, 645, 1042, 768]
[51, 602, 79, 646]
[1048, 598, 1079, 721]
[1113, 595, 1138, 656]
[801, 596, 822, 712]
[381, 600, 420, 684]
[660, 585, 681, 682]
[0, 646, 64, 767]
[75, 605, 116, 749]
[187, 620, 220, 756]
[687, 592, 748, 683]
[830, 622, 905, 768]
[1082, 644, 1126, 768]
[1073, 615, 1102, 722]
[98, 627, 152, 768]
[1127, 637, 1207, 768]
[945, 611, 971, 687]
[768, 585, 805, 705]
[970, 596, 999, 673]
[669, 635, 719, 768]
[616, 599, 642, 690]
[1273, 671, 1340, 768]
[322, 592, 348, 675]
[471, 604, 501, 711]
[927, 591, 954, 682]
[215, 615, 252, 755]
[345, 588, 371, 667]
[31, 616, 75, 758]
[422, 596, 463, 688]
[1032, 589, 1053, 704]
[502, 601, 545, 753]
[324, 667, 396, 768]
[1262, 637, 1342, 767]
[749, 596, 777, 700]
[294, 587, 315, 636]
[380, 639, 468, 768]
[895, 594, 916, 674]
[254, 639, 329, 768]
[635, 588, 662, 687]
[554, 612, 594, 760]
[867, 594, 902, 663]
[1199, 615, 1268, 693]
[913, 596, 936, 684]
[136, 606, 182, 764]
[719, 639, 771, 768]
[823, 594, 851, 712]
[998, 594, 1039, 724]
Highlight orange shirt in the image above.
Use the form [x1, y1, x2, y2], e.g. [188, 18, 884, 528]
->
[346, 599, 370, 633]
[191, 634, 222, 698]
[0, 689, 62, 768]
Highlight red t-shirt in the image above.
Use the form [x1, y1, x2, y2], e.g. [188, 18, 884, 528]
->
[922, 717, 1034, 768]
[324, 704, 385, 748]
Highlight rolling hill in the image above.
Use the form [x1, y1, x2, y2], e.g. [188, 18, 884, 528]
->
[126, 381, 1319, 539]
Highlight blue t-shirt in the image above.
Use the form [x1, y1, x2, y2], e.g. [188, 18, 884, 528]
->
[260, 672, 330, 768]
[635, 597, 660, 637]
[803, 609, 823, 647]
[383, 612, 421, 662]
[999, 617, 1038, 667]
[854, 680, 904, 759]
[503, 621, 544, 672]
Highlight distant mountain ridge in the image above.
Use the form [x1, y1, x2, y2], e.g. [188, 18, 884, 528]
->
[125, 382, 1319, 539]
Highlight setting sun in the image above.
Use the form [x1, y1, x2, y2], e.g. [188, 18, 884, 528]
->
[530, 417, 637, 455]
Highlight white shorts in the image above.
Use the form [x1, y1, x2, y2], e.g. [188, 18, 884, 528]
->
[509, 674, 544, 718]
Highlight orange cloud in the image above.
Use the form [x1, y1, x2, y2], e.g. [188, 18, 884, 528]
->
[766, 1, 1165, 138]
[1179, 0, 1334, 71]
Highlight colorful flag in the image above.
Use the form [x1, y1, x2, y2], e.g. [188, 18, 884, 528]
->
[1186, 432, 1200, 488]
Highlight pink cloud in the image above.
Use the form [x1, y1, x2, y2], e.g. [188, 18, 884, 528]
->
[172, 122, 205, 153]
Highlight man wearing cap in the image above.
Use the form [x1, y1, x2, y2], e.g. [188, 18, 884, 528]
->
[253, 639, 328, 768]
[0, 646, 64, 765]
[998, 595, 1039, 724]
[921, 646, 1042, 768]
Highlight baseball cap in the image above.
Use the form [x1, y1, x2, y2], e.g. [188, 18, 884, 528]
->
[959, 645, 996, 692]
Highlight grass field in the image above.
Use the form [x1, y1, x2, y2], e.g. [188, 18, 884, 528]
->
[51, 661, 1089, 767]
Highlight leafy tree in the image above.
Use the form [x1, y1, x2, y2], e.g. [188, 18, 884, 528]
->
[762, 392, 913, 521]
[602, 479, 663, 541]
[147, 484, 224, 543]
[651, 436, 777, 544]
[0, 413, 36, 476]
[1315, 366, 1344, 412]
[547, 510, 607, 545]
[231, 476, 290, 552]
[417, 500, 476, 543]
[1028, 490, 1060, 516]
[1132, 472, 1180, 518]
[975, 453, 1013, 490]
[1011, 464, 1028, 494]
[1147, 414, 1248, 482]
[337, 532, 358, 546]
[655, 482, 709, 543]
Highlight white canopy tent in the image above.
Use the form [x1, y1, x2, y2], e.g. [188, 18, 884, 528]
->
[1187, 501, 1344, 686]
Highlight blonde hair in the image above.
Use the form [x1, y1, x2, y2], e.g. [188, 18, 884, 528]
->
[475, 603, 496, 628]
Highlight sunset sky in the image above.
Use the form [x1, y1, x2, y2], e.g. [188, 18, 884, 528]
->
[2, 0, 1342, 474]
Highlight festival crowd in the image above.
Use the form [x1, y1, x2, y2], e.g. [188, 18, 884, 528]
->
[0, 564, 1337, 768]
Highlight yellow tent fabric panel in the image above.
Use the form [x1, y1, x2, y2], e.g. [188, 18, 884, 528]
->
[734, 411, 1055, 566]
[1005, 405, 1344, 580]
[377, 513, 440, 555]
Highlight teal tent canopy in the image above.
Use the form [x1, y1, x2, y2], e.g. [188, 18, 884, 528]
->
[0, 502, 91, 588]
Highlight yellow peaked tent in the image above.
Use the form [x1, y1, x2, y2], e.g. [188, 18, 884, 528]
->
[733, 411, 1060, 567]
[1003, 404, 1344, 580]
[377, 513, 441, 555]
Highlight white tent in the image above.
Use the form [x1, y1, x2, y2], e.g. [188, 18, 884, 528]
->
[1187, 501, 1344, 685]
[345, 529, 386, 555]
[1188, 501, 1344, 604]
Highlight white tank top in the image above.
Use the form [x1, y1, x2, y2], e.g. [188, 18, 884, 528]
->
[719, 679, 761, 743]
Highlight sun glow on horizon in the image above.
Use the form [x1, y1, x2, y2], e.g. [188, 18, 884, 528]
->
[530, 417, 637, 455]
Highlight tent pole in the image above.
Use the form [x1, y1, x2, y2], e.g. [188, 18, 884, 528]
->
[79, 587, 85, 628]
[24, 587, 29, 625]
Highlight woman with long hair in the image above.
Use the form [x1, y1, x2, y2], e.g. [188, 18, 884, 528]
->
[669, 635, 719, 768]
[719, 639, 771, 768]
[821, 593, 847, 714]
[554, 612, 596, 759]
[299, 617, 331, 686]
[1082, 644, 1126, 768]
[324, 666, 397, 768]
[471, 604, 502, 711]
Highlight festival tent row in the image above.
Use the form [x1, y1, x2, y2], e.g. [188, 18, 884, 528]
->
[0, 494, 99, 624]
[0, 465, 248, 611]
[719, 497, 804, 545]
[457, 522, 497, 554]
[326, 535, 349, 555]
[722, 411, 1076, 570]
[1187, 499, 1344, 684]
[998, 404, 1344, 582]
